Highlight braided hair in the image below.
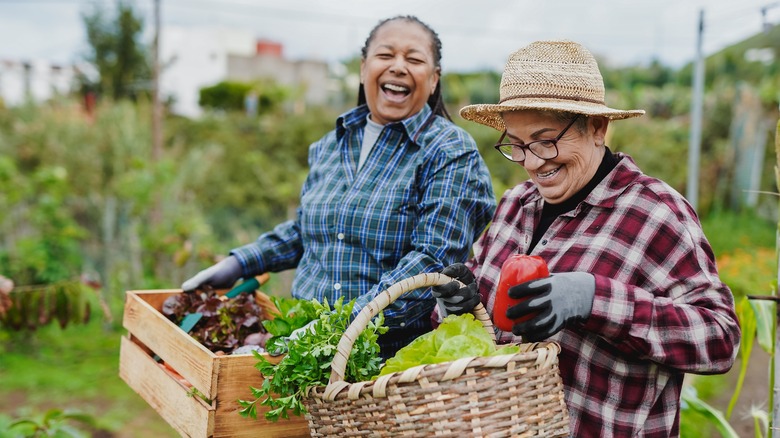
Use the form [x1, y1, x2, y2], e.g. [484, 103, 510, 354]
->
[357, 15, 452, 123]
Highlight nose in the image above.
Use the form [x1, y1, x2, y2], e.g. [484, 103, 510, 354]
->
[521, 152, 546, 171]
[389, 56, 407, 74]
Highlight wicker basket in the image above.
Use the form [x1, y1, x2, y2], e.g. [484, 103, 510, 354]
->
[303, 272, 570, 437]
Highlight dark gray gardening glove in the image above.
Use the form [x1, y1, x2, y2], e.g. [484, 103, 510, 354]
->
[506, 272, 595, 342]
[431, 263, 480, 316]
[181, 255, 243, 292]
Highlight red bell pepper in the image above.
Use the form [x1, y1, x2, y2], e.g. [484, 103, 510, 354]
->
[493, 254, 549, 332]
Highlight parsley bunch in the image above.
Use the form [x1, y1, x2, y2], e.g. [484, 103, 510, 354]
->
[238, 297, 387, 421]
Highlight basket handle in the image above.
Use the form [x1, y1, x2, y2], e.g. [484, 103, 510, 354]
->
[328, 272, 495, 385]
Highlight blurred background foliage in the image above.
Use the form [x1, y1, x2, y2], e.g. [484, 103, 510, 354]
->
[0, 5, 778, 436]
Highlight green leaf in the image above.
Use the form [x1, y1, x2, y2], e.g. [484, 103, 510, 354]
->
[8, 418, 39, 428]
[681, 386, 740, 438]
[53, 423, 88, 438]
[262, 318, 291, 337]
[728, 296, 757, 418]
[241, 296, 384, 422]
[59, 411, 97, 427]
[379, 313, 506, 376]
[435, 334, 491, 361]
[237, 399, 257, 419]
[42, 408, 65, 423]
[749, 299, 775, 354]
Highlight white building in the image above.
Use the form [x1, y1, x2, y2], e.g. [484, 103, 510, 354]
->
[160, 25, 333, 118]
[0, 25, 335, 118]
[0, 59, 76, 106]
[160, 26, 256, 118]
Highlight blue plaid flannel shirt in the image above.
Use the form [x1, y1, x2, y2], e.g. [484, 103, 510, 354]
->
[231, 104, 495, 335]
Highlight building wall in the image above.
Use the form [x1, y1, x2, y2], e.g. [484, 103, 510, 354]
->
[160, 26, 255, 118]
[160, 26, 332, 117]
[0, 59, 75, 106]
[0, 26, 334, 118]
[226, 52, 329, 106]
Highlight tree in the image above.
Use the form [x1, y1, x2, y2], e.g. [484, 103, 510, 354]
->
[81, 0, 151, 101]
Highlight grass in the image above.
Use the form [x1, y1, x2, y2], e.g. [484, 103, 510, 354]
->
[702, 209, 777, 299]
[0, 320, 177, 437]
[701, 208, 776, 255]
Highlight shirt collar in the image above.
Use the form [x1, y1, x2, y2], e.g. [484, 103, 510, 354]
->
[336, 104, 434, 143]
[585, 152, 643, 209]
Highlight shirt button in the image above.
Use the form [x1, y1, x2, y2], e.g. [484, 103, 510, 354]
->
[541, 239, 548, 245]
[337, 233, 345, 240]
[333, 283, 342, 290]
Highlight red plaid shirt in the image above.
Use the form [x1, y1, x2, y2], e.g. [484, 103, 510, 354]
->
[468, 154, 740, 437]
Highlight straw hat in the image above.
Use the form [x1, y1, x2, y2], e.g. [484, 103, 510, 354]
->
[460, 39, 645, 131]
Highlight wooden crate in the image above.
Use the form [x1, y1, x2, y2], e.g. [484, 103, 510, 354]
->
[119, 288, 310, 438]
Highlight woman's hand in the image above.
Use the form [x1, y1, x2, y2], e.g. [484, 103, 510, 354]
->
[507, 272, 595, 341]
[181, 255, 243, 292]
[431, 263, 480, 316]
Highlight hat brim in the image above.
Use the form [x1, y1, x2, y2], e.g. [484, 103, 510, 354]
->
[460, 100, 645, 131]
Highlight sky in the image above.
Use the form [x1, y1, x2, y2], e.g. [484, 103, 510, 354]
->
[0, 0, 778, 72]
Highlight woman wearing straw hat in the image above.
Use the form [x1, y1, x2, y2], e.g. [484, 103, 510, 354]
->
[432, 39, 740, 436]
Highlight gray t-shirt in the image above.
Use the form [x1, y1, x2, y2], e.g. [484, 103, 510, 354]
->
[358, 115, 384, 170]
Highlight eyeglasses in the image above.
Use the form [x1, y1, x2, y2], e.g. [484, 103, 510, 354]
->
[494, 115, 581, 162]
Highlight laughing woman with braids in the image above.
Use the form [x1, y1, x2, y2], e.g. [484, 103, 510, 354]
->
[181, 15, 496, 358]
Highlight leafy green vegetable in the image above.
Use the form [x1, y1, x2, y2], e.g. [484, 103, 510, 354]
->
[436, 334, 490, 359]
[261, 296, 319, 356]
[238, 297, 387, 421]
[379, 313, 520, 376]
[161, 289, 267, 353]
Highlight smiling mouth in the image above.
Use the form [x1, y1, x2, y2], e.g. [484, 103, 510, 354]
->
[382, 83, 410, 98]
[536, 166, 561, 179]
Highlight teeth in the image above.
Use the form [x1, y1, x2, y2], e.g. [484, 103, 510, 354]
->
[384, 84, 409, 93]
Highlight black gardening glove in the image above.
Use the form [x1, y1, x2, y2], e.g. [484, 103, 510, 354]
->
[431, 263, 480, 316]
[506, 272, 595, 342]
[181, 255, 243, 292]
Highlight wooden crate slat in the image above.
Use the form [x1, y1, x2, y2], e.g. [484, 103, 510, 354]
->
[119, 336, 214, 437]
[119, 289, 312, 437]
[123, 290, 218, 399]
[212, 354, 310, 437]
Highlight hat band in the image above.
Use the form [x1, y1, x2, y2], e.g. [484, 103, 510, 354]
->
[499, 93, 605, 105]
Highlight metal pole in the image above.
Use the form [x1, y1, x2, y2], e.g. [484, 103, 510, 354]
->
[152, 0, 162, 163]
[762, 3, 780, 32]
[150, 0, 163, 225]
[687, 9, 705, 211]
